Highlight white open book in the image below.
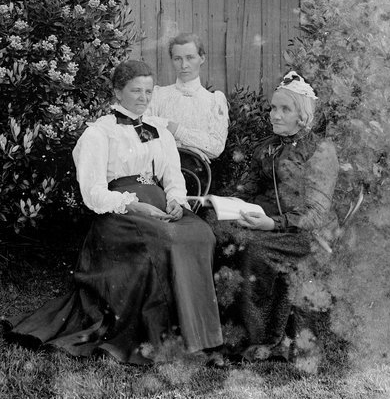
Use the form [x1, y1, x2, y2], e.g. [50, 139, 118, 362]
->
[187, 195, 265, 220]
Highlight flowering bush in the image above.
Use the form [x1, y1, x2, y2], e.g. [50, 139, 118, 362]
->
[0, 0, 142, 232]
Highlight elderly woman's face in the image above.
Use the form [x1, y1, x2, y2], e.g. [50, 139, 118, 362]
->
[270, 90, 301, 136]
[114, 76, 153, 115]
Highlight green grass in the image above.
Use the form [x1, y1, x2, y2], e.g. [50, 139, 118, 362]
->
[1, 258, 390, 398]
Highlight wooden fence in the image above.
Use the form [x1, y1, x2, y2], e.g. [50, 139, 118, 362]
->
[128, 0, 301, 98]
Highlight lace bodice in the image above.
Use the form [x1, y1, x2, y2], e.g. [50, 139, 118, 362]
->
[146, 77, 229, 159]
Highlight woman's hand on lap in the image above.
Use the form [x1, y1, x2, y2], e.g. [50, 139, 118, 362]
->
[126, 202, 173, 221]
[166, 200, 183, 221]
[237, 211, 275, 231]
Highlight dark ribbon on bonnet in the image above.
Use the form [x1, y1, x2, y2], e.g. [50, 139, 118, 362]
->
[114, 110, 159, 143]
[281, 73, 300, 85]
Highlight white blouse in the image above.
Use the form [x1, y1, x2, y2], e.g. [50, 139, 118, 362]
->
[146, 77, 229, 159]
[72, 104, 187, 214]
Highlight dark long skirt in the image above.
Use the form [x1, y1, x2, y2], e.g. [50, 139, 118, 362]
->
[237, 229, 311, 360]
[3, 177, 222, 364]
[209, 213, 312, 361]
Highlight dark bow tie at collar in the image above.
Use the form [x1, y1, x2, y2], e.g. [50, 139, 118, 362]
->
[114, 110, 159, 143]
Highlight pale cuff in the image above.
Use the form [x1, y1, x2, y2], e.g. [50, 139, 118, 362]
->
[113, 191, 139, 214]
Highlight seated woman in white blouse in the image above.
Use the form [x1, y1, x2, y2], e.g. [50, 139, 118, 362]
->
[3, 60, 223, 366]
[146, 32, 229, 163]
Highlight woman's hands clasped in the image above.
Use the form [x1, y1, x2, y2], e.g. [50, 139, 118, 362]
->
[126, 202, 173, 222]
[237, 211, 275, 231]
[166, 199, 183, 221]
[125, 200, 183, 222]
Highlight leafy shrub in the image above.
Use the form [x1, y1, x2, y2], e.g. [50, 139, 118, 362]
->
[0, 0, 142, 233]
[284, 0, 390, 214]
[211, 86, 272, 195]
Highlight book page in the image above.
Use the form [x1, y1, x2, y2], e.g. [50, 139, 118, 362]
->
[209, 195, 264, 220]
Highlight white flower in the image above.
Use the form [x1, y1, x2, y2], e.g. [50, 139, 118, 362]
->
[106, 23, 114, 30]
[101, 43, 110, 53]
[61, 73, 75, 85]
[9, 35, 23, 50]
[65, 192, 77, 208]
[61, 44, 72, 54]
[0, 134, 7, 151]
[67, 62, 79, 74]
[74, 5, 85, 15]
[114, 29, 123, 38]
[88, 0, 100, 8]
[14, 20, 29, 30]
[48, 69, 61, 81]
[41, 40, 55, 51]
[41, 124, 57, 139]
[0, 5, 9, 14]
[62, 5, 71, 17]
[98, 4, 107, 11]
[92, 38, 101, 47]
[48, 105, 61, 114]
[49, 60, 57, 69]
[108, 0, 117, 7]
[0, 67, 7, 79]
[47, 35, 58, 44]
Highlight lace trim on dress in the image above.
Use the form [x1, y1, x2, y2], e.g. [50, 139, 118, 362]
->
[113, 191, 138, 214]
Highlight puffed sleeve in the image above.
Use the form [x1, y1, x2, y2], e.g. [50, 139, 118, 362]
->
[173, 91, 229, 159]
[72, 126, 138, 214]
[272, 140, 339, 232]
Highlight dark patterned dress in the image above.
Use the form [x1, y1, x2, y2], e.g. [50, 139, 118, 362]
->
[211, 129, 339, 362]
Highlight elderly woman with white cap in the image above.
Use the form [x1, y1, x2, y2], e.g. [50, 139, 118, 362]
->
[217, 71, 339, 363]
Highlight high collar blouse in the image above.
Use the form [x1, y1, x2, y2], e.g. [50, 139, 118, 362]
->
[72, 104, 187, 214]
[146, 77, 229, 159]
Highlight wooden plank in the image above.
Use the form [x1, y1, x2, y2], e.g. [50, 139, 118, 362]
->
[176, 0, 193, 34]
[192, 0, 210, 86]
[225, 0, 245, 93]
[261, 0, 282, 99]
[208, 0, 227, 92]
[140, 0, 160, 77]
[238, 0, 262, 92]
[158, 0, 177, 85]
[127, 0, 142, 60]
[280, 0, 301, 74]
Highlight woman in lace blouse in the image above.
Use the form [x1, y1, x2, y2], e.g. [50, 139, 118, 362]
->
[3, 60, 223, 365]
[146, 32, 229, 163]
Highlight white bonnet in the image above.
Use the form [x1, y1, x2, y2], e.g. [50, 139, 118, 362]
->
[276, 71, 317, 99]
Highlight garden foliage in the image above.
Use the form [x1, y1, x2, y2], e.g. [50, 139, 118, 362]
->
[284, 0, 390, 214]
[0, 0, 142, 232]
[211, 86, 272, 195]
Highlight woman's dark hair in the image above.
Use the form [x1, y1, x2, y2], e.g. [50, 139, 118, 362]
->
[112, 60, 154, 90]
[168, 32, 205, 58]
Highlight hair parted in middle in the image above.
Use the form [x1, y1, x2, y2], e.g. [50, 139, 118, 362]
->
[168, 32, 205, 58]
[111, 60, 154, 90]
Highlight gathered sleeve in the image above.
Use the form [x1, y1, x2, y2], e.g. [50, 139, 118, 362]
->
[272, 140, 339, 232]
[72, 127, 137, 214]
[172, 91, 229, 159]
